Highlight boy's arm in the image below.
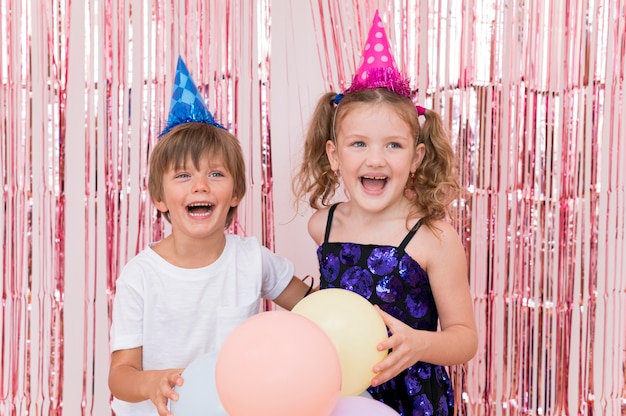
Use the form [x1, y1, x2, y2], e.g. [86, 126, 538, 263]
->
[109, 347, 184, 416]
[272, 276, 317, 311]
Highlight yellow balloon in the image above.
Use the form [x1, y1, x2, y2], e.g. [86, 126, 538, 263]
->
[292, 288, 389, 396]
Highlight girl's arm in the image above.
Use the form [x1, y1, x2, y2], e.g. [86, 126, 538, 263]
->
[370, 221, 478, 386]
[108, 347, 184, 416]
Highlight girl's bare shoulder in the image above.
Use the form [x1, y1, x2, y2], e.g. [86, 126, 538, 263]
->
[408, 218, 465, 266]
[308, 205, 333, 245]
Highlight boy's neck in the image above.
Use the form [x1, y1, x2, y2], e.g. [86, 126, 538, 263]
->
[152, 232, 227, 269]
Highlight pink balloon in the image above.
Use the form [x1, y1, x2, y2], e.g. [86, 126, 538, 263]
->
[330, 396, 400, 416]
[215, 311, 341, 416]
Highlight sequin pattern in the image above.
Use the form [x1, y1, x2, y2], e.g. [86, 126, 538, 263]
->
[317, 239, 454, 415]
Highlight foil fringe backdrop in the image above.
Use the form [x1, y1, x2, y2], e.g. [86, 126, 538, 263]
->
[0, 1, 624, 415]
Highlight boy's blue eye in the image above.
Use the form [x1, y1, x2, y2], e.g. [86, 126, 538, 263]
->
[209, 171, 225, 178]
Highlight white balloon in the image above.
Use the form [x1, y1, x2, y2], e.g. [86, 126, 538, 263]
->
[330, 395, 400, 416]
[169, 351, 227, 416]
[358, 389, 374, 399]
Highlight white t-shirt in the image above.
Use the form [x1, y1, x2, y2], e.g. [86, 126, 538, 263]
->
[110, 234, 294, 415]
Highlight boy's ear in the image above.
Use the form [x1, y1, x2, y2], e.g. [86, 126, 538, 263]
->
[230, 195, 240, 208]
[325, 140, 340, 171]
[154, 199, 168, 213]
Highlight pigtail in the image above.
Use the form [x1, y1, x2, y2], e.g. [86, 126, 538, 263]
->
[292, 91, 341, 210]
[409, 108, 461, 225]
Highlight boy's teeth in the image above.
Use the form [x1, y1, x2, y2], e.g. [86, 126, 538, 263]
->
[187, 203, 213, 215]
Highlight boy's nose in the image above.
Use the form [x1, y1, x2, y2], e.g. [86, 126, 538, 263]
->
[192, 178, 210, 192]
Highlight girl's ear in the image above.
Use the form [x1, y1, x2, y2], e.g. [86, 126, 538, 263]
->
[412, 142, 426, 172]
[326, 140, 340, 171]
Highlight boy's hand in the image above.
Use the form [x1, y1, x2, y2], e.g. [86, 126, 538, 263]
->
[109, 348, 185, 415]
[147, 368, 184, 416]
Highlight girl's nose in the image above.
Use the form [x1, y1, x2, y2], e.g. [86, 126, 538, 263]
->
[365, 149, 385, 166]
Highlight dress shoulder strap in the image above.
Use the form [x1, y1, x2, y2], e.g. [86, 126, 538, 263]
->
[398, 218, 423, 251]
[323, 203, 340, 243]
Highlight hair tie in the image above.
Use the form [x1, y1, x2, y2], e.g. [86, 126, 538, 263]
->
[416, 105, 427, 116]
[333, 94, 344, 105]
[303, 275, 315, 297]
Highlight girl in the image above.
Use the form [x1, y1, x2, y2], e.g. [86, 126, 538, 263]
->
[292, 11, 477, 415]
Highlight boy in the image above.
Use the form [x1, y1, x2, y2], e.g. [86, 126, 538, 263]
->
[108, 57, 311, 416]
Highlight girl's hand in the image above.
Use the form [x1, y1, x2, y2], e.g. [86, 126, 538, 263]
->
[147, 368, 185, 416]
[370, 305, 422, 386]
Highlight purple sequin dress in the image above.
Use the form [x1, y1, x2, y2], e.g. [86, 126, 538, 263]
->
[317, 204, 454, 416]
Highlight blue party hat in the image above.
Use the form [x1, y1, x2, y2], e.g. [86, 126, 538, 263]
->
[160, 56, 225, 135]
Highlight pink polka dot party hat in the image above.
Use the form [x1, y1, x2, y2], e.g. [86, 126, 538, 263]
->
[344, 10, 411, 97]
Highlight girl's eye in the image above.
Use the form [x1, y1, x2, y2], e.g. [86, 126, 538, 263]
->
[351, 141, 366, 148]
[388, 142, 402, 149]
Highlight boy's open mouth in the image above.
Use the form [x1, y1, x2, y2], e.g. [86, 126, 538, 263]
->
[187, 202, 214, 216]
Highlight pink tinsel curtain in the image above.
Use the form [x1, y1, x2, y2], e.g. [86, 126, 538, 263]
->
[0, 0, 624, 414]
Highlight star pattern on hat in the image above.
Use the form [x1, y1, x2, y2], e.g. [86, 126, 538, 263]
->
[160, 56, 225, 136]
